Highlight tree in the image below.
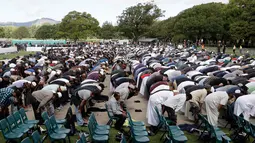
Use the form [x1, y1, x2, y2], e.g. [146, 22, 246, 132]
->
[29, 25, 40, 38]
[12, 26, 30, 39]
[3, 26, 16, 38]
[117, 2, 164, 41]
[172, 3, 226, 42]
[59, 11, 100, 42]
[226, 0, 255, 45]
[35, 25, 58, 39]
[100, 21, 116, 39]
[0, 27, 5, 38]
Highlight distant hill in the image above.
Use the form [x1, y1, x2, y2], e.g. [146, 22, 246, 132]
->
[0, 18, 60, 27]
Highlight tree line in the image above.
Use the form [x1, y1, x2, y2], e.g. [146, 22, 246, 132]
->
[0, 0, 254, 46]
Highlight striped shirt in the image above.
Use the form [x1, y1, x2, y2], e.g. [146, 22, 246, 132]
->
[0, 88, 14, 107]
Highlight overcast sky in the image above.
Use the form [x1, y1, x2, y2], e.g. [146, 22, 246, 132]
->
[0, 0, 228, 25]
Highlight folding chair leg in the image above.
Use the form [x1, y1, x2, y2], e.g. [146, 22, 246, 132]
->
[224, 122, 229, 128]
[160, 131, 167, 140]
[198, 129, 205, 140]
[107, 119, 112, 125]
[68, 135, 71, 143]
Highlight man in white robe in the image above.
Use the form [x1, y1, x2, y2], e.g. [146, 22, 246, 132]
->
[204, 91, 231, 126]
[234, 94, 255, 121]
[147, 90, 173, 133]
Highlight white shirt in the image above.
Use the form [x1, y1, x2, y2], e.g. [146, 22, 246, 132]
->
[9, 79, 31, 88]
[115, 82, 129, 91]
[162, 93, 186, 112]
[42, 84, 59, 92]
[78, 89, 92, 100]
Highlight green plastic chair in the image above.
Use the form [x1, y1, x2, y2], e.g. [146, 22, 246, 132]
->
[49, 115, 71, 135]
[19, 108, 39, 124]
[88, 116, 109, 142]
[105, 104, 119, 125]
[7, 114, 29, 134]
[90, 113, 110, 130]
[44, 120, 67, 143]
[209, 124, 231, 143]
[0, 119, 23, 142]
[129, 121, 150, 143]
[121, 134, 127, 143]
[161, 117, 183, 141]
[76, 139, 82, 143]
[126, 111, 145, 126]
[42, 111, 66, 124]
[13, 111, 34, 130]
[21, 137, 32, 143]
[80, 133, 87, 143]
[128, 120, 148, 136]
[88, 115, 110, 135]
[32, 130, 45, 143]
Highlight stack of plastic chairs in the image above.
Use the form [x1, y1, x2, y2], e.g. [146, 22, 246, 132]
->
[88, 113, 109, 142]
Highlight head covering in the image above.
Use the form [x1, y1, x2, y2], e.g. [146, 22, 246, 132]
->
[9, 63, 16, 68]
[57, 92, 62, 98]
[31, 82, 37, 87]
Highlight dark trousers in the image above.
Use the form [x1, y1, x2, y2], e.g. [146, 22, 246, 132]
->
[114, 114, 126, 130]
[30, 96, 44, 124]
[162, 105, 177, 124]
[0, 107, 9, 120]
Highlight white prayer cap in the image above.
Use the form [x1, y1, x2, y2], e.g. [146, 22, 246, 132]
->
[9, 63, 16, 68]
[235, 90, 241, 94]
[57, 92, 62, 98]
[38, 69, 42, 73]
[99, 69, 105, 75]
[10, 68, 15, 72]
[60, 86, 67, 91]
[52, 61, 58, 64]
[31, 82, 37, 87]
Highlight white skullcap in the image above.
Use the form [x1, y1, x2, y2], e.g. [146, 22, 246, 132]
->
[238, 83, 243, 87]
[10, 68, 15, 72]
[32, 72, 36, 76]
[9, 63, 16, 68]
[99, 69, 105, 75]
[52, 61, 58, 64]
[38, 69, 42, 73]
[47, 68, 52, 73]
[60, 86, 67, 91]
[235, 90, 241, 94]
[31, 82, 37, 87]
[57, 92, 62, 98]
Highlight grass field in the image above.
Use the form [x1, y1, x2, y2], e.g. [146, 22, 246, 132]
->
[0, 51, 35, 60]
[0, 124, 254, 143]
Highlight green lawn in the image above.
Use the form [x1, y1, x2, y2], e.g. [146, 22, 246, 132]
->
[1, 126, 254, 143]
[0, 51, 35, 60]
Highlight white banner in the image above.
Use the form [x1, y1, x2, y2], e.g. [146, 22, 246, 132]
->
[0, 47, 17, 54]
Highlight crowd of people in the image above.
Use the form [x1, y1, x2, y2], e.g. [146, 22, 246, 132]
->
[1, 43, 255, 141]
